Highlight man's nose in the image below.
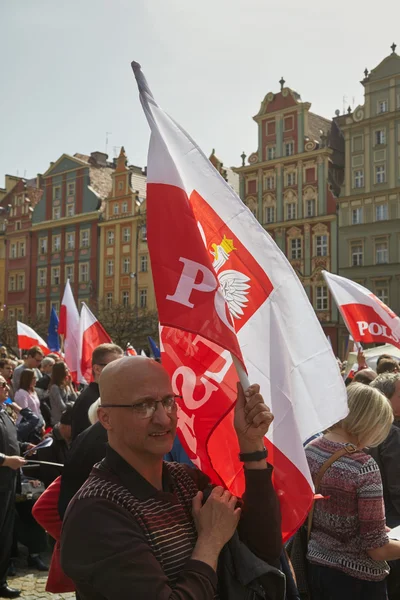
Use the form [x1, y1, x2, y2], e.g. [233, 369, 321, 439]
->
[152, 402, 172, 426]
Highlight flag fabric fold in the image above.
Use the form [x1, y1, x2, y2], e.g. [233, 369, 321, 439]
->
[133, 62, 348, 540]
[323, 271, 400, 349]
[58, 280, 80, 382]
[17, 322, 49, 355]
[148, 336, 161, 359]
[47, 307, 60, 352]
[79, 303, 112, 384]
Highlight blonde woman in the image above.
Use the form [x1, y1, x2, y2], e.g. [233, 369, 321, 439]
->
[306, 383, 400, 600]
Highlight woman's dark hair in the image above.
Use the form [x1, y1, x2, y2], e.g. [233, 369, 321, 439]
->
[50, 361, 68, 388]
[19, 368, 36, 392]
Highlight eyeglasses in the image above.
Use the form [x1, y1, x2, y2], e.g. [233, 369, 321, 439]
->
[0, 382, 9, 388]
[100, 395, 181, 419]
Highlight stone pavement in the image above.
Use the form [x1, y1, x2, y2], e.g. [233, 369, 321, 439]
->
[7, 553, 74, 600]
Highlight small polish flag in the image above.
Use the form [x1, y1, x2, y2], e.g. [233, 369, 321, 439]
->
[59, 280, 80, 382]
[80, 303, 112, 383]
[126, 343, 137, 356]
[17, 322, 50, 355]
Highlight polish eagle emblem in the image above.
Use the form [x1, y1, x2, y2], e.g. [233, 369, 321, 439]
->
[210, 235, 251, 320]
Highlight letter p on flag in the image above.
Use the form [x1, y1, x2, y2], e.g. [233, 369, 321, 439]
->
[166, 258, 218, 309]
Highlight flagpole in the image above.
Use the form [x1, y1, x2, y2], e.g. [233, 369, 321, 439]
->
[231, 353, 251, 390]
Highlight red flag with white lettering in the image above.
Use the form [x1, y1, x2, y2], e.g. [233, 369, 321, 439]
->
[324, 271, 400, 348]
[133, 62, 347, 540]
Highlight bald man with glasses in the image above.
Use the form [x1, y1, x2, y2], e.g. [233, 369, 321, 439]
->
[61, 356, 282, 600]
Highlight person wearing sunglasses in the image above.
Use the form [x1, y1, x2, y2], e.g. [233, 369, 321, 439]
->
[61, 356, 281, 600]
[0, 376, 26, 598]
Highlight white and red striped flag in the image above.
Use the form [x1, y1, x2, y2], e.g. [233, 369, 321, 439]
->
[17, 322, 50, 355]
[126, 343, 137, 356]
[79, 303, 112, 384]
[58, 280, 80, 382]
[132, 62, 347, 540]
[324, 271, 400, 349]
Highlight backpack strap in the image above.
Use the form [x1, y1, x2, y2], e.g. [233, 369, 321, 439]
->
[307, 442, 358, 542]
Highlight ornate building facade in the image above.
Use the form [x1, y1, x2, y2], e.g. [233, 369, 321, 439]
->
[98, 148, 155, 312]
[30, 152, 114, 318]
[337, 45, 400, 354]
[235, 80, 344, 353]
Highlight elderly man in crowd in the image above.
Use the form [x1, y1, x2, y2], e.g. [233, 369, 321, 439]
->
[61, 357, 282, 600]
[370, 373, 400, 527]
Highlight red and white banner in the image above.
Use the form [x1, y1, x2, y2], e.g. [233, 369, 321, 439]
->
[126, 343, 137, 356]
[79, 303, 112, 384]
[58, 280, 80, 382]
[324, 271, 400, 349]
[17, 322, 50, 355]
[133, 62, 347, 540]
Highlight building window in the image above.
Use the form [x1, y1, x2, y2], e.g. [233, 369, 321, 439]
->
[17, 308, 24, 321]
[65, 265, 74, 283]
[10, 243, 17, 259]
[139, 289, 147, 308]
[37, 302, 46, 317]
[8, 308, 15, 320]
[378, 100, 388, 114]
[123, 227, 131, 243]
[67, 182, 76, 197]
[54, 187, 61, 200]
[53, 206, 61, 220]
[267, 146, 276, 160]
[375, 240, 388, 264]
[353, 170, 364, 188]
[284, 116, 294, 131]
[122, 257, 130, 274]
[106, 260, 114, 276]
[141, 225, 147, 241]
[286, 203, 296, 220]
[306, 199, 315, 217]
[66, 232, 75, 250]
[113, 203, 119, 215]
[80, 229, 90, 248]
[290, 238, 302, 260]
[17, 274, 24, 291]
[52, 235, 61, 252]
[122, 291, 130, 307]
[51, 267, 60, 285]
[122, 201, 128, 213]
[285, 141, 295, 156]
[375, 283, 389, 304]
[106, 292, 113, 308]
[8, 275, 15, 291]
[51, 301, 60, 313]
[66, 203, 75, 217]
[39, 237, 48, 254]
[375, 165, 386, 184]
[15, 221, 21, 231]
[79, 263, 89, 283]
[316, 286, 328, 311]
[375, 130, 386, 145]
[19, 241, 25, 257]
[140, 254, 148, 272]
[118, 181, 124, 191]
[351, 243, 363, 266]
[286, 172, 296, 186]
[107, 231, 115, 245]
[265, 177, 275, 190]
[376, 203, 388, 221]
[316, 235, 328, 257]
[38, 268, 47, 287]
[352, 208, 363, 224]
[266, 206, 275, 224]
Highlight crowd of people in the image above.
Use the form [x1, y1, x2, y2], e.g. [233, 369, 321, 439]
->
[1, 343, 400, 599]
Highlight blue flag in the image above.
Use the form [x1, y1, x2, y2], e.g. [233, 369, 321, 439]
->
[47, 307, 60, 352]
[148, 336, 161, 359]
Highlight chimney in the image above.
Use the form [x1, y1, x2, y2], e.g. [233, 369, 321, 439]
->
[90, 151, 109, 167]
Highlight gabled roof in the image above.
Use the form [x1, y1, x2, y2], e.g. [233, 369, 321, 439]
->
[365, 50, 400, 83]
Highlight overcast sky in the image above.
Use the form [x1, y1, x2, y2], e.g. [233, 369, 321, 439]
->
[1, 0, 399, 180]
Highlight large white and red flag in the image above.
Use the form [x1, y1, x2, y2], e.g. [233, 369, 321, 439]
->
[17, 322, 50, 355]
[58, 280, 80, 382]
[132, 62, 347, 540]
[324, 271, 400, 349]
[79, 303, 112, 384]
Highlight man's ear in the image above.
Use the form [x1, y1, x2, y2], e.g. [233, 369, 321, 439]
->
[98, 407, 113, 431]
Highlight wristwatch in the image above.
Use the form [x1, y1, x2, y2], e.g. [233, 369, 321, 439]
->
[239, 447, 268, 462]
[0, 453, 6, 467]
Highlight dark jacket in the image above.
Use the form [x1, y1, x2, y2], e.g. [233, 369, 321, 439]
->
[36, 373, 51, 391]
[16, 407, 45, 444]
[369, 420, 400, 527]
[71, 383, 99, 441]
[0, 405, 20, 492]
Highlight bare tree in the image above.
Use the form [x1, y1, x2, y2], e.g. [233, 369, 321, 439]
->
[97, 303, 159, 352]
